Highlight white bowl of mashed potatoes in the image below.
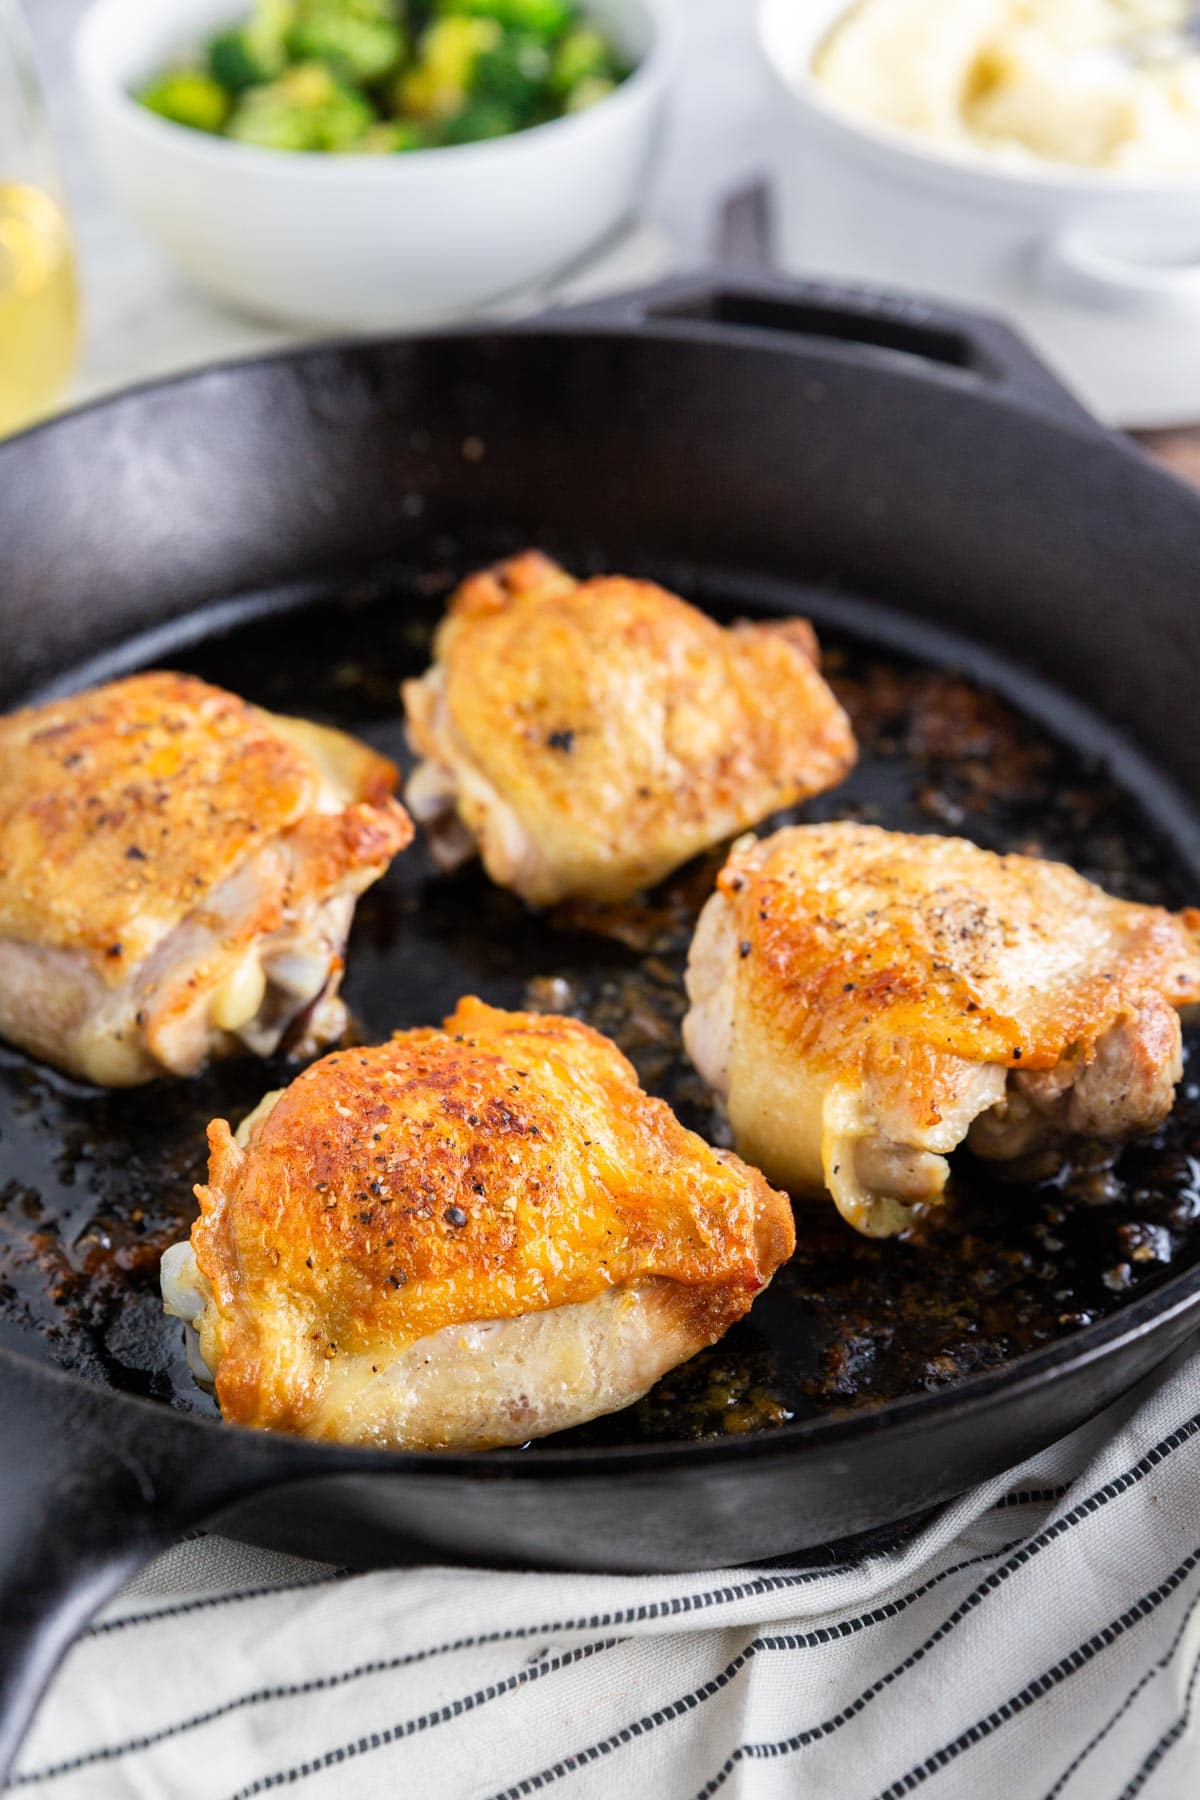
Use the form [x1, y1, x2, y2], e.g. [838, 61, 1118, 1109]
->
[759, 0, 1200, 425]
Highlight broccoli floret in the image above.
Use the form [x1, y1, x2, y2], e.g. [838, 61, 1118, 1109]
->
[564, 72, 614, 111]
[550, 24, 618, 96]
[339, 118, 427, 150]
[438, 97, 520, 141]
[227, 62, 377, 149]
[396, 16, 501, 119]
[435, 0, 574, 39]
[209, 30, 275, 92]
[137, 69, 232, 134]
[472, 33, 552, 118]
[289, 0, 407, 84]
[208, 0, 295, 92]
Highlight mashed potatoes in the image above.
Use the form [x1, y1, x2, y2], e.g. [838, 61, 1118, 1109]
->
[813, 0, 1200, 174]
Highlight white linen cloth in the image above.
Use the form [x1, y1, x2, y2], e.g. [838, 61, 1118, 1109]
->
[12, 1349, 1200, 1800]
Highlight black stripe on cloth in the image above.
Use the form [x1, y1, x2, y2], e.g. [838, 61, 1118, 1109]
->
[991, 1487, 1070, 1511]
[871, 1547, 1200, 1800]
[487, 1543, 1023, 1800]
[224, 1638, 621, 1800]
[90, 1559, 849, 1644]
[1116, 1633, 1200, 1799]
[1045, 1586, 1200, 1799]
[11, 1565, 864, 1786]
[507, 1414, 1200, 1800]
[83, 1572, 356, 1637]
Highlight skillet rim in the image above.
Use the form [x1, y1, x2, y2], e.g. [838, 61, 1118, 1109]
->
[2, 318, 1199, 1477]
[0, 308, 1141, 463]
[1, 1253, 1198, 1475]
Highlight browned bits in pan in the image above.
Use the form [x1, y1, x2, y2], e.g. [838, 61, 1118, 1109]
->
[0, 571, 1196, 1442]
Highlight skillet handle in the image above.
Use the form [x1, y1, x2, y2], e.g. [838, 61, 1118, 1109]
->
[551, 269, 1102, 435]
[0, 1351, 283, 1784]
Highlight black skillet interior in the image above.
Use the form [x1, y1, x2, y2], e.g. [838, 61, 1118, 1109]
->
[3, 282, 1200, 1734]
[4, 558, 1200, 1451]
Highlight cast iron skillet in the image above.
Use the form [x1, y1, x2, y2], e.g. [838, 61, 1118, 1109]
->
[2, 273, 1200, 1777]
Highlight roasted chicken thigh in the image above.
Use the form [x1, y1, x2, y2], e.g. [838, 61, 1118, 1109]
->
[684, 823, 1200, 1237]
[161, 997, 794, 1449]
[0, 672, 412, 1085]
[403, 553, 856, 906]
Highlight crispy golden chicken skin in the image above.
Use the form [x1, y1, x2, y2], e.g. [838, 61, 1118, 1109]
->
[161, 997, 794, 1450]
[0, 672, 413, 1085]
[684, 823, 1200, 1238]
[402, 552, 857, 906]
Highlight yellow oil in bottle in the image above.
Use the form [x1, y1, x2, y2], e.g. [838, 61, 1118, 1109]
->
[0, 181, 78, 438]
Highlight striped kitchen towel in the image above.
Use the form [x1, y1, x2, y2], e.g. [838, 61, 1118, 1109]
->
[12, 1347, 1200, 1800]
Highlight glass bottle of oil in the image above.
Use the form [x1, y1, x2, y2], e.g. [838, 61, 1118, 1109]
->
[0, 0, 78, 439]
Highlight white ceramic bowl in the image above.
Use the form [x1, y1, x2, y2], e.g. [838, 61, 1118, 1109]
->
[759, 0, 1200, 427]
[76, 0, 676, 331]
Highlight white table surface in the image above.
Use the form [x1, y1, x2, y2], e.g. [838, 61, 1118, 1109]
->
[24, 0, 768, 406]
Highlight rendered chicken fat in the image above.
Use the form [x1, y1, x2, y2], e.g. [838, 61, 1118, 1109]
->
[402, 553, 856, 906]
[161, 998, 795, 1450]
[814, 0, 1200, 175]
[0, 672, 413, 1084]
[683, 823, 1200, 1237]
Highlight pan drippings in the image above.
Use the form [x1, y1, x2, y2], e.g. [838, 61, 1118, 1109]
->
[1, 569, 1196, 1446]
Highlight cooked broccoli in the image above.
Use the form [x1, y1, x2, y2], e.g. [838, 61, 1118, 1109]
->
[289, 0, 406, 84]
[137, 69, 232, 134]
[438, 98, 520, 142]
[209, 31, 276, 91]
[472, 33, 552, 119]
[208, 0, 295, 92]
[564, 73, 614, 111]
[550, 23, 618, 96]
[397, 16, 501, 119]
[339, 118, 427, 150]
[226, 62, 376, 149]
[435, 0, 575, 39]
[137, 0, 630, 150]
